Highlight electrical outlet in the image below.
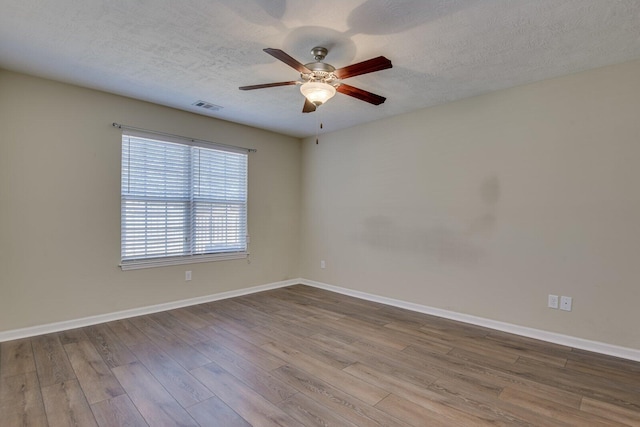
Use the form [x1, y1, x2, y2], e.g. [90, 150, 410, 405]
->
[560, 296, 572, 311]
[185, 270, 192, 281]
[320, 260, 326, 269]
[548, 294, 559, 309]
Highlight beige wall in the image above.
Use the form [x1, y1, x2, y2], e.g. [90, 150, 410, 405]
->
[0, 70, 301, 332]
[3, 59, 640, 350]
[300, 59, 640, 349]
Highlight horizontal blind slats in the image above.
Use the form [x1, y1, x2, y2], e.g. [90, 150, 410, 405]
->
[121, 132, 247, 264]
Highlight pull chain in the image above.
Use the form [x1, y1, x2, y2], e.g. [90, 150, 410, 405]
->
[315, 109, 324, 144]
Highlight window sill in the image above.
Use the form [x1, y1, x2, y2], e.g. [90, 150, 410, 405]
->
[120, 252, 248, 270]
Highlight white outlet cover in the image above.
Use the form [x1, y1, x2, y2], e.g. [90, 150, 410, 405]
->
[185, 271, 192, 281]
[548, 294, 559, 309]
[320, 260, 326, 269]
[560, 296, 572, 311]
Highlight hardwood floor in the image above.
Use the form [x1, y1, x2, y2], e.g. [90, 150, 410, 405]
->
[1, 285, 639, 426]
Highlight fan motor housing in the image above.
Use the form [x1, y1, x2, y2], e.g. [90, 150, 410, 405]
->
[303, 46, 336, 81]
[304, 61, 335, 74]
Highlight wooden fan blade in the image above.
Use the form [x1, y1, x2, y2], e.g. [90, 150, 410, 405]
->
[334, 56, 392, 79]
[264, 48, 311, 74]
[336, 84, 386, 105]
[239, 81, 298, 90]
[302, 98, 317, 113]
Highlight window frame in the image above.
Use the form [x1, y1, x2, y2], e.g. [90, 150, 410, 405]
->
[120, 129, 249, 270]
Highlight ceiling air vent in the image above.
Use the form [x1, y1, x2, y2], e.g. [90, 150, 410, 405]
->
[192, 100, 223, 111]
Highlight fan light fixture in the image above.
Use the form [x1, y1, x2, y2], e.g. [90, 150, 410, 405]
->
[300, 81, 336, 106]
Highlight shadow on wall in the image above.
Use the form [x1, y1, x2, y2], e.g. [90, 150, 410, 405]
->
[356, 175, 500, 266]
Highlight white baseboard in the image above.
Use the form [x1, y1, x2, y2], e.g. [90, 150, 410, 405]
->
[299, 278, 640, 363]
[3, 277, 639, 363]
[0, 279, 298, 342]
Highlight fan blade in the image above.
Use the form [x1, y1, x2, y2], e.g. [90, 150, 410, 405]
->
[334, 56, 392, 79]
[302, 98, 317, 113]
[264, 48, 311, 74]
[336, 84, 386, 105]
[239, 81, 298, 90]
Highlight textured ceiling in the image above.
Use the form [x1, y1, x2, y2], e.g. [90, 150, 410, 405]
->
[1, 0, 639, 138]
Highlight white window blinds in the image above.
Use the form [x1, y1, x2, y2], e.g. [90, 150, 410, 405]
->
[121, 131, 248, 269]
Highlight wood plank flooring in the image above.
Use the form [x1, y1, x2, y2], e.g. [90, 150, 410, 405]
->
[1, 285, 639, 426]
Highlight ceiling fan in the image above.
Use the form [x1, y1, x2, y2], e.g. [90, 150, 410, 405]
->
[239, 47, 392, 113]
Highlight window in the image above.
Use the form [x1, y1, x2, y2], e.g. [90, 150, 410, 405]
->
[120, 130, 248, 270]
